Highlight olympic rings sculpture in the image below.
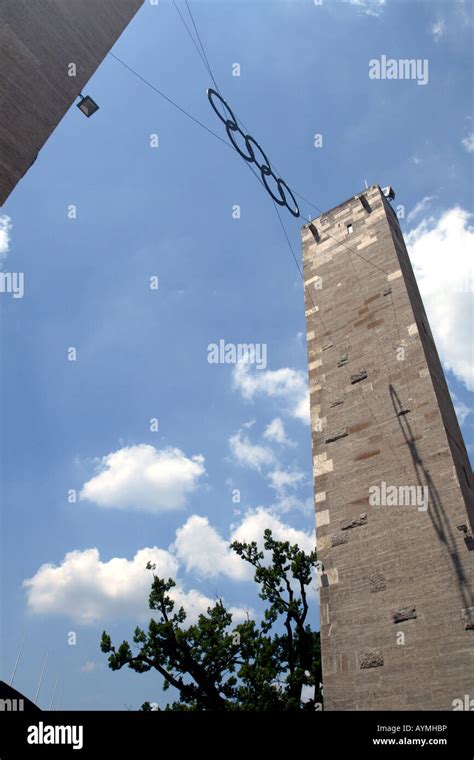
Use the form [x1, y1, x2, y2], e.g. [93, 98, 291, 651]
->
[207, 88, 300, 218]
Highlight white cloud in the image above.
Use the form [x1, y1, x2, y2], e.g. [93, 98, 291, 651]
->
[457, 0, 472, 26]
[24, 547, 178, 624]
[406, 208, 474, 391]
[173, 515, 252, 581]
[23, 546, 248, 625]
[79, 444, 205, 512]
[81, 661, 103, 673]
[462, 133, 474, 153]
[230, 509, 318, 599]
[230, 507, 316, 556]
[173, 588, 248, 625]
[0, 215, 12, 259]
[406, 196, 436, 224]
[228, 420, 308, 512]
[232, 362, 310, 424]
[431, 18, 445, 41]
[267, 468, 305, 493]
[263, 417, 295, 446]
[293, 395, 311, 424]
[272, 495, 312, 513]
[344, 0, 386, 17]
[267, 468, 309, 513]
[450, 391, 471, 426]
[173, 508, 316, 582]
[229, 428, 275, 471]
[23, 506, 316, 622]
[268, 470, 305, 491]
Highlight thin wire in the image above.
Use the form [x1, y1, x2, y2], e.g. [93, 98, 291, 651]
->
[109, 45, 398, 387]
[172, 1, 211, 79]
[122, 1, 392, 280]
[110, 42, 388, 280]
[109, 50, 289, 218]
[108, 52, 232, 153]
[184, 0, 220, 93]
[174, 0, 230, 126]
[231, 66, 401, 391]
[55, 683, 63, 711]
[177, 0, 309, 229]
[109, 50, 392, 336]
[309, 223, 390, 276]
[293, 189, 321, 213]
[238, 136, 390, 275]
[272, 199, 305, 281]
[10, 632, 26, 686]
[34, 652, 48, 704]
[226, 106, 391, 277]
[109, 47, 408, 431]
[221, 107, 390, 276]
[109, 49, 391, 343]
[49, 675, 59, 710]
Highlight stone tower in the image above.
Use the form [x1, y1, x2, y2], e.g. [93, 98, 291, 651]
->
[302, 184, 473, 710]
[0, 0, 143, 204]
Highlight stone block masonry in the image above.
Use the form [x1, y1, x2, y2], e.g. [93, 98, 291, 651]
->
[0, 0, 144, 204]
[302, 184, 473, 710]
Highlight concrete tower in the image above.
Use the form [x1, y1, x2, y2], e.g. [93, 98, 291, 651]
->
[302, 184, 473, 710]
[0, 0, 143, 204]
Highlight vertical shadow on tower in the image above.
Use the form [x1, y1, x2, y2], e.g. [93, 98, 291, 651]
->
[389, 383, 473, 611]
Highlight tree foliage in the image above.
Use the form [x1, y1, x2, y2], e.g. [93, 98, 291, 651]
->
[101, 529, 322, 710]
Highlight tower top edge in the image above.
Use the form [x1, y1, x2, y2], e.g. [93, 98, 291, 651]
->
[301, 184, 394, 229]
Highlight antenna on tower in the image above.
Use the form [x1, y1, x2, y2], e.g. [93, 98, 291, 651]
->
[10, 632, 26, 686]
[49, 674, 59, 710]
[364, 179, 368, 189]
[55, 683, 63, 711]
[34, 652, 48, 705]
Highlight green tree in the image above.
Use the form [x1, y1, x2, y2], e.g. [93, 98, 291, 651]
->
[101, 529, 322, 711]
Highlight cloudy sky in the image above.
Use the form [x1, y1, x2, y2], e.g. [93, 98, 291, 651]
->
[1, 0, 472, 710]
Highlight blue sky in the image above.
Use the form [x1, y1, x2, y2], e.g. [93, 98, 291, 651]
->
[0, 0, 473, 710]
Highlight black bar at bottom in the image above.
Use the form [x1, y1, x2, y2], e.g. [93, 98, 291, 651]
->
[0, 710, 472, 757]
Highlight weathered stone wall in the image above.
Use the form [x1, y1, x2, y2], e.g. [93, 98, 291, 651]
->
[302, 184, 474, 710]
[0, 0, 143, 204]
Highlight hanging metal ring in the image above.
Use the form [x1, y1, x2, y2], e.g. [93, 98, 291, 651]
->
[207, 88, 300, 218]
[244, 135, 272, 175]
[226, 124, 255, 162]
[207, 88, 237, 129]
